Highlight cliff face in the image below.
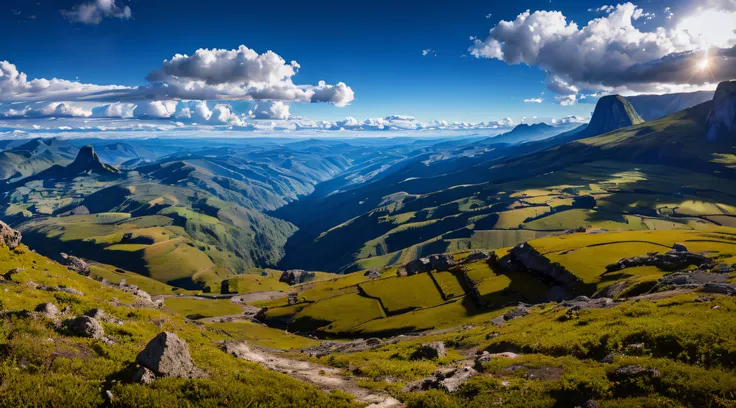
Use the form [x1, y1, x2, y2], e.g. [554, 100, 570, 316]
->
[580, 95, 645, 138]
[707, 81, 736, 141]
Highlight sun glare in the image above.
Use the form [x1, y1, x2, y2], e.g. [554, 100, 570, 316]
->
[697, 59, 710, 71]
[677, 9, 736, 47]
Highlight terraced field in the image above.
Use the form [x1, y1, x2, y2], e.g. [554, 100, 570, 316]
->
[252, 226, 736, 338]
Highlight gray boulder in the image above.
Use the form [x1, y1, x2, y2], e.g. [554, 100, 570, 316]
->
[403, 366, 477, 393]
[85, 308, 105, 321]
[60, 253, 91, 276]
[136, 332, 204, 378]
[64, 316, 104, 338]
[34, 302, 59, 318]
[411, 341, 446, 360]
[131, 366, 156, 384]
[279, 269, 315, 285]
[0, 221, 21, 250]
[364, 268, 381, 280]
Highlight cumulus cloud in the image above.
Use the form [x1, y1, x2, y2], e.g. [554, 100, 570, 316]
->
[1, 102, 92, 118]
[92, 102, 135, 118]
[132, 101, 178, 119]
[142, 46, 355, 106]
[421, 49, 436, 56]
[0, 46, 355, 107]
[252, 101, 290, 120]
[523, 98, 544, 103]
[61, 0, 132, 24]
[0, 61, 130, 103]
[469, 3, 736, 100]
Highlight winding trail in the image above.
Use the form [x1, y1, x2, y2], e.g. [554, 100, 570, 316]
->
[224, 342, 403, 408]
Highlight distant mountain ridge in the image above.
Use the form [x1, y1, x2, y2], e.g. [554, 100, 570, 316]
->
[479, 122, 579, 146]
[0, 138, 78, 181]
[629, 90, 715, 121]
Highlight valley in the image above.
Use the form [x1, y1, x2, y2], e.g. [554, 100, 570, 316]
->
[0, 82, 735, 407]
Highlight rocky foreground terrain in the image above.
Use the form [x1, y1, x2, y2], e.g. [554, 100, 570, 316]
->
[2, 217, 736, 407]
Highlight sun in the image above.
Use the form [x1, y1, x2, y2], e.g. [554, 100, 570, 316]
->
[697, 59, 710, 71]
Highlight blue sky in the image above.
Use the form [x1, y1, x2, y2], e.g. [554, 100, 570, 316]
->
[1, 0, 734, 134]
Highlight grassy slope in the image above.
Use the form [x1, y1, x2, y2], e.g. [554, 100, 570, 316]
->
[0, 243, 358, 407]
[255, 227, 736, 339]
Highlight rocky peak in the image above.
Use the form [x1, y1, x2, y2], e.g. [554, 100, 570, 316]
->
[582, 95, 644, 137]
[68, 145, 120, 175]
[707, 80, 736, 141]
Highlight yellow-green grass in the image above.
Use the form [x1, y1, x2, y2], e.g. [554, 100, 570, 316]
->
[350, 298, 509, 337]
[159, 206, 221, 225]
[163, 297, 243, 319]
[494, 207, 551, 229]
[223, 271, 290, 294]
[0, 244, 357, 407]
[474, 273, 512, 302]
[529, 228, 735, 255]
[192, 266, 234, 293]
[546, 242, 667, 284]
[706, 215, 736, 228]
[523, 209, 649, 231]
[291, 293, 386, 335]
[464, 261, 495, 284]
[88, 264, 188, 295]
[142, 239, 215, 284]
[595, 266, 664, 298]
[118, 215, 174, 228]
[431, 271, 465, 299]
[204, 320, 319, 350]
[468, 229, 551, 249]
[360, 274, 444, 313]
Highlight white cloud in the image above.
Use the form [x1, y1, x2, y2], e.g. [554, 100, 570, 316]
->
[1, 102, 92, 118]
[144, 46, 355, 106]
[132, 101, 178, 119]
[551, 115, 587, 125]
[421, 49, 436, 56]
[0, 46, 355, 107]
[523, 98, 544, 103]
[61, 0, 132, 24]
[469, 3, 736, 97]
[555, 94, 577, 106]
[92, 102, 135, 118]
[0, 61, 130, 103]
[252, 101, 290, 120]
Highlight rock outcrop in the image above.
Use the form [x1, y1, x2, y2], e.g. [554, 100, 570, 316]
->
[363, 268, 381, 280]
[64, 316, 104, 338]
[34, 302, 59, 318]
[578, 95, 644, 138]
[300, 338, 383, 357]
[403, 366, 478, 393]
[506, 243, 581, 286]
[135, 332, 205, 379]
[706, 80, 736, 141]
[397, 254, 456, 276]
[60, 253, 91, 276]
[279, 269, 315, 285]
[606, 251, 711, 272]
[490, 304, 530, 326]
[411, 341, 446, 360]
[0, 221, 22, 250]
[463, 250, 493, 263]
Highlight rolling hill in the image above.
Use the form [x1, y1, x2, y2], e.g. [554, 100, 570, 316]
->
[275, 83, 736, 272]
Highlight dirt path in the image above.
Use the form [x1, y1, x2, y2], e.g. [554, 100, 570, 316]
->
[224, 342, 402, 408]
